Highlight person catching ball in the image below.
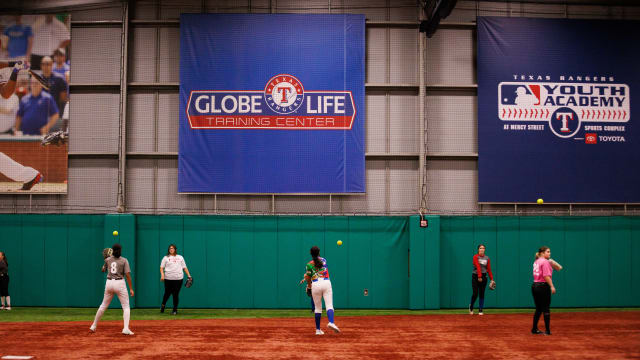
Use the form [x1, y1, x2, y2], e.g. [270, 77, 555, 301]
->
[304, 246, 340, 335]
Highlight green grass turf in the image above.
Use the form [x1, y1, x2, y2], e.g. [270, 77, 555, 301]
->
[0, 307, 637, 323]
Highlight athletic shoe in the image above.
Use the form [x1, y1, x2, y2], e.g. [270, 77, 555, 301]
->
[468, 305, 473, 315]
[531, 329, 543, 335]
[89, 325, 96, 333]
[544, 330, 552, 336]
[22, 173, 42, 190]
[5, 307, 10, 311]
[478, 311, 484, 316]
[171, 310, 177, 315]
[0, 306, 4, 310]
[327, 322, 341, 333]
[160, 304, 165, 313]
[122, 328, 134, 335]
[315, 329, 324, 335]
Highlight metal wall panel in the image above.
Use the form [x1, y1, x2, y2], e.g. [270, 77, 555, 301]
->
[158, 28, 180, 83]
[389, 93, 418, 153]
[129, 28, 157, 83]
[426, 29, 474, 86]
[425, 94, 477, 154]
[127, 93, 155, 153]
[366, 92, 387, 153]
[157, 93, 180, 152]
[389, 159, 418, 212]
[390, 29, 417, 84]
[425, 159, 478, 213]
[67, 158, 118, 211]
[126, 159, 155, 212]
[70, 27, 121, 84]
[69, 93, 120, 153]
[366, 27, 387, 84]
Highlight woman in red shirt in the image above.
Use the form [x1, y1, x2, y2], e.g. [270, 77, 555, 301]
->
[469, 244, 494, 315]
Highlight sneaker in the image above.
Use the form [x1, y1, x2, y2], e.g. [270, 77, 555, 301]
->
[122, 328, 134, 335]
[468, 306, 473, 315]
[531, 328, 543, 335]
[544, 330, 552, 336]
[22, 173, 42, 190]
[478, 311, 484, 316]
[0, 306, 4, 310]
[315, 329, 324, 335]
[327, 322, 341, 333]
[5, 307, 10, 311]
[171, 310, 177, 315]
[160, 304, 165, 313]
[89, 325, 96, 333]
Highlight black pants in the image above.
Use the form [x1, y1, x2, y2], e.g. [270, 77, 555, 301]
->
[0, 274, 9, 296]
[531, 282, 551, 331]
[162, 279, 183, 311]
[470, 273, 487, 311]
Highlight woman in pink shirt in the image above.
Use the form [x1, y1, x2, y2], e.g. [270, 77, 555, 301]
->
[531, 246, 555, 335]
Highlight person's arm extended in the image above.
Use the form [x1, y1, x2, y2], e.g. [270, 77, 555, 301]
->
[544, 275, 555, 294]
[126, 272, 135, 296]
[160, 266, 165, 281]
[41, 113, 59, 134]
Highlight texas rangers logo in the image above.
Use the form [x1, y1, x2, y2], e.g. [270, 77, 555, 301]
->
[264, 74, 304, 114]
[186, 74, 356, 129]
[498, 82, 630, 139]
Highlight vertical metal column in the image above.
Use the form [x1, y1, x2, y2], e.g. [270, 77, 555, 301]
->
[418, 3, 427, 212]
[116, 1, 130, 213]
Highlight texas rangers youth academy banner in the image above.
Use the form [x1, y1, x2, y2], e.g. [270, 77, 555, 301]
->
[478, 17, 640, 203]
[179, 14, 365, 193]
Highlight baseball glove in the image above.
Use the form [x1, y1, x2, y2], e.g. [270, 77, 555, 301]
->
[102, 247, 113, 259]
[489, 280, 496, 290]
[41, 130, 68, 146]
[306, 286, 312, 297]
[185, 277, 193, 288]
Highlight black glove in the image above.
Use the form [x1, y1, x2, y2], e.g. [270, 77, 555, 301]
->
[306, 287, 312, 297]
[41, 130, 68, 146]
[185, 276, 193, 288]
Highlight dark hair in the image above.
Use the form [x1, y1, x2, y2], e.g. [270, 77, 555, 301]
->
[167, 244, 178, 256]
[112, 243, 122, 258]
[310, 246, 323, 269]
[477, 244, 486, 251]
[535, 246, 550, 260]
[0, 251, 6, 266]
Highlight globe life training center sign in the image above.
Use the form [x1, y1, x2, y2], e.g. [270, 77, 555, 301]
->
[178, 14, 365, 193]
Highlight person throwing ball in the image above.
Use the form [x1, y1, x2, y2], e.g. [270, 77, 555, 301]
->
[160, 244, 192, 315]
[90, 243, 135, 335]
[469, 244, 494, 315]
[304, 246, 340, 335]
[531, 246, 555, 335]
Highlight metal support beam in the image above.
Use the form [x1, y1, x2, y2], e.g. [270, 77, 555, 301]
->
[116, 1, 130, 213]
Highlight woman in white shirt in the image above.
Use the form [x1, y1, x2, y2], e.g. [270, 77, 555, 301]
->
[160, 244, 192, 315]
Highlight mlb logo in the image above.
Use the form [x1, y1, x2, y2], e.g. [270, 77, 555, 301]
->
[585, 133, 597, 144]
[500, 84, 541, 106]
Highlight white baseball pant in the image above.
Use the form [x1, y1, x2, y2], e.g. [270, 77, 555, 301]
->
[91, 279, 131, 330]
[311, 279, 334, 314]
[0, 152, 39, 183]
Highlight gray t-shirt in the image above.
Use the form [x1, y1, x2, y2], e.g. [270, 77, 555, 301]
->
[104, 256, 130, 280]
[472, 255, 490, 275]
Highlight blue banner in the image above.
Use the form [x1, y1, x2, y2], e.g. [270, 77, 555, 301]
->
[179, 14, 365, 193]
[478, 17, 640, 203]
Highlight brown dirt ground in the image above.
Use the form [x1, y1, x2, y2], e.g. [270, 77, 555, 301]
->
[0, 311, 639, 359]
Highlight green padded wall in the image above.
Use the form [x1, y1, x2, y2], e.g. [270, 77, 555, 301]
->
[134, 215, 409, 309]
[1, 214, 639, 309]
[439, 216, 640, 308]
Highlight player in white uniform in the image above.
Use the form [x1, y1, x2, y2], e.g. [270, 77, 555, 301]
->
[304, 246, 340, 335]
[160, 244, 192, 315]
[90, 243, 135, 335]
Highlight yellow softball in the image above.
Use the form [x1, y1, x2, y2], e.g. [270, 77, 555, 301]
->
[537, 198, 544, 205]
[337, 240, 343, 246]
[113, 230, 119, 236]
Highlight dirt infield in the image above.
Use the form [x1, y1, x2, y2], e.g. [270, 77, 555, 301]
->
[0, 311, 639, 359]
